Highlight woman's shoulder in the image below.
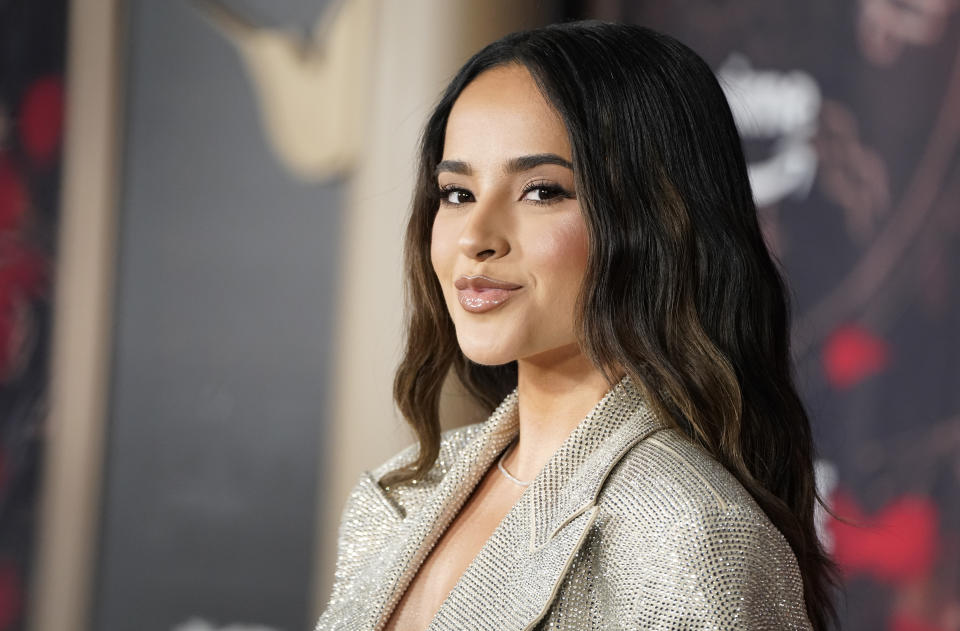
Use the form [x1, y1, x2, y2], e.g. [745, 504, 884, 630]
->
[604, 426, 766, 519]
[595, 428, 811, 628]
[597, 425, 804, 569]
[600, 426, 796, 546]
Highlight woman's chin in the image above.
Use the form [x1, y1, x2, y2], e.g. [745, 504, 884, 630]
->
[457, 341, 517, 367]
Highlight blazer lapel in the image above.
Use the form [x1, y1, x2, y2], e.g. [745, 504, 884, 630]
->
[360, 387, 522, 630]
[426, 374, 665, 631]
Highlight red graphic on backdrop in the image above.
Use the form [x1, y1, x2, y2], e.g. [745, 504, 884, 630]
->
[18, 76, 64, 167]
[829, 490, 938, 583]
[0, 559, 22, 631]
[0, 239, 46, 381]
[0, 152, 46, 381]
[0, 157, 27, 233]
[823, 324, 891, 389]
[0, 4, 67, 631]
[889, 614, 951, 631]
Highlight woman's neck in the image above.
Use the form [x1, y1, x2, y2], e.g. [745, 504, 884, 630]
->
[504, 345, 623, 483]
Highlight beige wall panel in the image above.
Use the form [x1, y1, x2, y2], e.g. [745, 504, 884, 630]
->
[28, 1, 124, 630]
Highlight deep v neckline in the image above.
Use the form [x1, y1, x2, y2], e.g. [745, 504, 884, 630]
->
[359, 374, 653, 631]
[380, 441, 527, 631]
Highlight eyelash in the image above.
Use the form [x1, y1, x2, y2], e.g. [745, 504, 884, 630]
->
[436, 181, 574, 208]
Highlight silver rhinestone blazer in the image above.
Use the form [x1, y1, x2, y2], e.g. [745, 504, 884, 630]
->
[315, 374, 813, 630]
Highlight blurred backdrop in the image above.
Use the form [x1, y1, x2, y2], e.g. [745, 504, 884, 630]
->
[0, 1, 957, 630]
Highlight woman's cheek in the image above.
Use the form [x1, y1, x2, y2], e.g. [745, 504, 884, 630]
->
[529, 214, 589, 298]
[430, 217, 455, 284]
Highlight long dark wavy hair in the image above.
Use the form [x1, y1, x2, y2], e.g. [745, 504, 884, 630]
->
[381, 20, 839, 630]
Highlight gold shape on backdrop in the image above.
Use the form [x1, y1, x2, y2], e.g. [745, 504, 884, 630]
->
[192, 0, 374, 181]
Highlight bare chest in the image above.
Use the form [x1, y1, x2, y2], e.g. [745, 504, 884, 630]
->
[381, 463, 525, 631]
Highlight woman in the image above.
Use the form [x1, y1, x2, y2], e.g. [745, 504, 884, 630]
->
[316, 20, 838, 631]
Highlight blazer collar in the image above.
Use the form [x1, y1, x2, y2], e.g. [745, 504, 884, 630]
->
[525, 373, 664, 551]
[364, 373, 665, 630]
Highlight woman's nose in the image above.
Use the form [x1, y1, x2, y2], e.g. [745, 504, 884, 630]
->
[457, 197, 510, 261]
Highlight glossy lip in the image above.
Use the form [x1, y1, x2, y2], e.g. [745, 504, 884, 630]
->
[454, 274, 523, 291]
[455, 274, 523, 313]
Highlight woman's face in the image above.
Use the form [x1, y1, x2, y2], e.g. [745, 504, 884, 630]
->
[431, 64, 589, 366]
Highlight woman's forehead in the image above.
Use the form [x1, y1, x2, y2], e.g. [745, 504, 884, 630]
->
[442, 65, 571, 166]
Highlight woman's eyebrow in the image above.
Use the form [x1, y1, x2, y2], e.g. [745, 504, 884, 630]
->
[435, 159, 471, 176]
[434, 153, 573, 178]
[505, 153, 573, 173]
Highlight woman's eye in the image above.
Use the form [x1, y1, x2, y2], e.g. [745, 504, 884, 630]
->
[437, 183, 572, 207]
[522, 184, 570, 204]
[439, 187, 473, 206]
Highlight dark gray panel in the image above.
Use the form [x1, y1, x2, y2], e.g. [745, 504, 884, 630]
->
[94, 2, 338, 630]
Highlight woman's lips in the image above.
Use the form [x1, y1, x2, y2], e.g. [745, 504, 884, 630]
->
[457, 287, 522, 313]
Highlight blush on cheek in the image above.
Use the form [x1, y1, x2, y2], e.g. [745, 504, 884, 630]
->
[430, 217, 459, 298]
[550, 224, 589, 320]
[429, 222, 446, 277]
[531, 215, 589, 278]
